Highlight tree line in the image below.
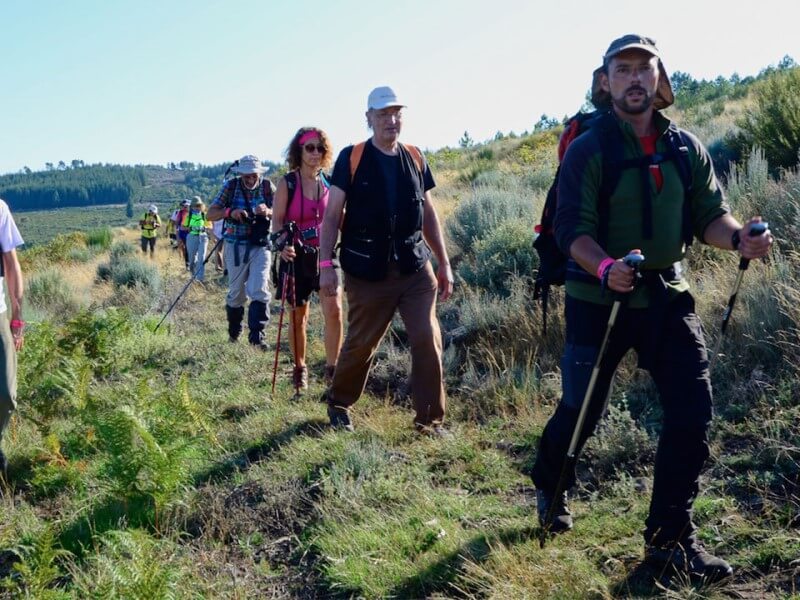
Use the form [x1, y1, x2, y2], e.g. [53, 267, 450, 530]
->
[0, 165, 146, 211]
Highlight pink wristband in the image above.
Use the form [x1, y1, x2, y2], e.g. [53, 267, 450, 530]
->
[10, 319, 24, 329]
[319, 260, 334, 269]
[596, 257, 616, 280]
[224, 207, 232, 219]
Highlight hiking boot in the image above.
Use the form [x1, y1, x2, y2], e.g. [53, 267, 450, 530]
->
[293, 365, 308, 393]
[416, 424, 454, 439]
[250, 341, 269, 352]
[645, 536, 733, 582]
[323, 364, 336, 385]
[327, 406, 354, 432]
[536, 489, 573, 533]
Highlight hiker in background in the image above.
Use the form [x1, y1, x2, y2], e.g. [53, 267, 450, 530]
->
[531, 34, 773, 582]
[183, 196, 211, 282]
[272, 127, 342, 394]
[166, 203, 179, 248]
[318, 86, 454, 435]
[173, 199, 191, 269]
[0, 199, 25, 482]
[139, 204, 161, 258]
[207, 155, 275, 350]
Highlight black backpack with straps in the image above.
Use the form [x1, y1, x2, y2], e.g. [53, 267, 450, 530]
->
[532, 110, 694, 334]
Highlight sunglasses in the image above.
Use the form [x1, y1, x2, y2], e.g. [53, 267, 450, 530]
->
[303, 143, 325, 153]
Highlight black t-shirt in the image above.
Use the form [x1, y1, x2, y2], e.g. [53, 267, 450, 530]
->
[330, 139, 436, 203]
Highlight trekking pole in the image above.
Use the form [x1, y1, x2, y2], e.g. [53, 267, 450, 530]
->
[271, 267, 291, 394]
[155, 236, 224, 332]
[540, 249, 645, 548]
[288, 261, 302, 395]
[710, 221, 769, 363]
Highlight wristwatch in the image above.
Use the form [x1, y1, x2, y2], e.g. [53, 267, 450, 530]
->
[731, 229, 741, 251]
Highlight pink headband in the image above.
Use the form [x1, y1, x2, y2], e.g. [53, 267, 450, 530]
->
[298, 130, 319, 145]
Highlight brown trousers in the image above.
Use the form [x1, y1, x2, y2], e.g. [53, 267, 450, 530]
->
[329, 262, 446, 427]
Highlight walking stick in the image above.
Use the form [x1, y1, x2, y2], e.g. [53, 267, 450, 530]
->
[289, 261, 302, 394]
[540, 250, 645, 547]
[272, 267, 291, 394]
[709, 222, 769, 364]
[155, 236, 224, 332]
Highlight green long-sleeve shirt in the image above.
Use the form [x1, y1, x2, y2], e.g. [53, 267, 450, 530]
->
[554, 111, 729, 307]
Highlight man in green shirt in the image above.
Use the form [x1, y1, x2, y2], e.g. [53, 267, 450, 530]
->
[532, 34, 773, 582]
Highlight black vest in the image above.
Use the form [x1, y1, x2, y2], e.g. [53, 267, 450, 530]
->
[340, 141, 431, 281]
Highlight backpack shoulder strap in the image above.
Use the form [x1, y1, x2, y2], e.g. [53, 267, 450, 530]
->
[222, 178, 238, 208]
[594, 111, 626, 249]
[665, 124, 695, 246]
[319, 171, 331, 189]
[261, 178, 275, 208]
[400, 143, 424, 173]
[349, 142, 367, 182]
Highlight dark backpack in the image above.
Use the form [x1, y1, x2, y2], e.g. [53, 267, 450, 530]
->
[532, 109, 694, 334]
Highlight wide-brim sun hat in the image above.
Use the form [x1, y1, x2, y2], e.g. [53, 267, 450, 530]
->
[148, 204, 158, 214]
[232, 154, 267, 175]
[192, 196, 203, 206]
[367, 86, 406, 111]
[590, 34, 675, 111]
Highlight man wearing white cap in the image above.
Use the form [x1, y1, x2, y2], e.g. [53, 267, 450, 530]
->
[208, 155, 275, 350]
[319, 86, 454, 436]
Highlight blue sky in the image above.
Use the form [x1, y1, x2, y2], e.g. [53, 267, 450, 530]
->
[1, 0, 798, 174]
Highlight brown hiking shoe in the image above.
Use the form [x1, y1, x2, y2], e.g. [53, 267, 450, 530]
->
[292, 365, 308, 392]
[645, 536, 733, 582]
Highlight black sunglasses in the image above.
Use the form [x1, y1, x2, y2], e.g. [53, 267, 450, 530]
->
[303, 143, 325, 153]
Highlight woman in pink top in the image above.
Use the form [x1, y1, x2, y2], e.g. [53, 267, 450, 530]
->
[273, 127, 343, 393]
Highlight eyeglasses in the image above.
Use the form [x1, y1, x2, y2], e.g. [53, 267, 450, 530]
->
[303, 144, 325, 153]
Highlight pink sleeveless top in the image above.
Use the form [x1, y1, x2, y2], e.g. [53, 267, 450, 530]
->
[286, 171, 329, 247]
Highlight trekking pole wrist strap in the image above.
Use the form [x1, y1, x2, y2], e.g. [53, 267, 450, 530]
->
[596, 257, 616, 280]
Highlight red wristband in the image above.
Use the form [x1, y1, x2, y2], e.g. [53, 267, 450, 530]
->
[224, 207, 232, 219]
[319, 260, 334, 269]
[596, 257, 616, 280]
[10, 319, 24, 329]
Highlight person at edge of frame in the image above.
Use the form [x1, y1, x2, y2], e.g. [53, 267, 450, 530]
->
[0, 198, 25, 483]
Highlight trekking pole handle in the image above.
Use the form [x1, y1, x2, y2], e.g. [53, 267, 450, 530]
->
[738, 222, 769, 271]
[622, 249, 646, 272]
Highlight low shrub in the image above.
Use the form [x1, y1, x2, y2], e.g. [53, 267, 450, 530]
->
[26, 268, 82, 318]
[447, 185, 535, 255]
[84, 226, 113, 250]
[109, 240, 137, 264]
[111, 258, 161, 292]
[458, 220, 535, 296]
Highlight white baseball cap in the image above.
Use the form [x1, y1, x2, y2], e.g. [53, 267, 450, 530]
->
[367, 86, 405, 111]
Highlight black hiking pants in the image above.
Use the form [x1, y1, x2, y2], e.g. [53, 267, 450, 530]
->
[531, 292, 713, 545]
